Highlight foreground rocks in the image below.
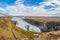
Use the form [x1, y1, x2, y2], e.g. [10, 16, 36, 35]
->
[39, 31, 60, 40]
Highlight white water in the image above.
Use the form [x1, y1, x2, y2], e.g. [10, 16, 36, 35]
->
[12, 17, 41, 32]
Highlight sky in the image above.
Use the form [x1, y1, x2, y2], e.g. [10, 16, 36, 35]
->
[0, 0, 16, 8]
[0, 0, 60, 16]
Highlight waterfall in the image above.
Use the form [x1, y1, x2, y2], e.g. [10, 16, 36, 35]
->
[11, 17, 41, 32]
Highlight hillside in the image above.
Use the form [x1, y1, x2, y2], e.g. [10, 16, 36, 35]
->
[0, 17, 15, 40]
[0, 17, 60, 40]
[0, 17, 43, 40]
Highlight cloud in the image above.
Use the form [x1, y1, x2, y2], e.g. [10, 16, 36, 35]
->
[0, 8, 6, 11]
[5, 0, 60, 16]
[0, 8, 9, 16]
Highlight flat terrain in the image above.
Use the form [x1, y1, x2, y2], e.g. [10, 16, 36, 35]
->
[25, 16, 60, 22]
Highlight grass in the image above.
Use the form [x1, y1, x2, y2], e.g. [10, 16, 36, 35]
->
[0, 17, 60, 40]
[0, 17, 43, 40]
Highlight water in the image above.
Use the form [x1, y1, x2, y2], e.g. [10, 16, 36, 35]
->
[11, 17, 41, 32]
